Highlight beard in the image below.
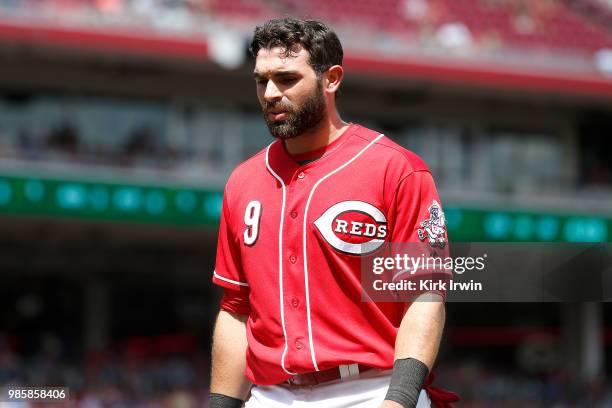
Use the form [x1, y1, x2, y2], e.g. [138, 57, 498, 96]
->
[262, 82, 327, 140]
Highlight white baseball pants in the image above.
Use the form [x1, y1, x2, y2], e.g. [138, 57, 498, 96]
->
[244, 371, 431, 408]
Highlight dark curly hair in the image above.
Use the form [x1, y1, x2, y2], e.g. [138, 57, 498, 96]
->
[249, 17, 343, 76]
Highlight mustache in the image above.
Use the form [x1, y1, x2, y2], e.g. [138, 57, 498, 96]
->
[263, 101, 294, 113]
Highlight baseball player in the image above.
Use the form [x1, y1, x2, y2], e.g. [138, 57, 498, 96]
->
[210, 17, 458, 408]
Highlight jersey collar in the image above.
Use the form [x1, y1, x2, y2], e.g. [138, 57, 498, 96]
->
[266, 124, 357, 184]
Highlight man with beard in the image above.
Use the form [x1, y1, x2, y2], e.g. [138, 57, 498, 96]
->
[209, 17, 458, 408]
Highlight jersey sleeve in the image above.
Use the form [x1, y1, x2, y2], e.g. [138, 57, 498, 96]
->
[220, 288, 251, 316]
[387, 170, 451, 299]
[212, 191, 251, 294]
[388, 170, 447, 243]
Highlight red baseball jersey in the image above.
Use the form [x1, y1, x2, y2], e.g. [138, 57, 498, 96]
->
[212, 123, 448, 386]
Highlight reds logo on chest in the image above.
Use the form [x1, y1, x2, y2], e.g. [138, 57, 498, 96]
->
[314, 200, 388, 255]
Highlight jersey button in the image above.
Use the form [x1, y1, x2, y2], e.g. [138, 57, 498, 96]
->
[290, 210, 298, 219]
[297, 172, 305, 179]
[289, 255, 297, 264]
[295, 340, 303, 350]
[291, 298, 299, 308]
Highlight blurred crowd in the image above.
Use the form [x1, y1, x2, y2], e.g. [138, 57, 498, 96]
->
[3, 332, 612, 407]
[1, 119, 180, 170]
[0, 332, 210, 407]
[0, 0, 609, 63]
[0, 102, 610, 193]
[0, 94, 234, 174]
[436, 361, 612, 407]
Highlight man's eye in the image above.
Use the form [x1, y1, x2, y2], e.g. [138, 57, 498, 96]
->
[256, 79, 267, 85]
[281, 77, 297, 84]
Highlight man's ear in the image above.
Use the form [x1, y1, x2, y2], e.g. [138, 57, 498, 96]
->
[324, 65, 344, 95]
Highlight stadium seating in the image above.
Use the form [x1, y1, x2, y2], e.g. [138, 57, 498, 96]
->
[1, 0, 608, 54]
[206, 0, 272, 20]
[208, 0, 612, 53]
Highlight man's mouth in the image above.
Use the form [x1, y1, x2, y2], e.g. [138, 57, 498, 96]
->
[267, 110, 288, 121]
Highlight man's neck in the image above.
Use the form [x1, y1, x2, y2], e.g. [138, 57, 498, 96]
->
[283, 115, 348, 155]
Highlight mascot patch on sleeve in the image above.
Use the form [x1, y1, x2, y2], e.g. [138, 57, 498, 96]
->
[417, 200, 447, 248]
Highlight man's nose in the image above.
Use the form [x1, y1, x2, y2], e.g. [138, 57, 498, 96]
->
[264, 80, 282, 102]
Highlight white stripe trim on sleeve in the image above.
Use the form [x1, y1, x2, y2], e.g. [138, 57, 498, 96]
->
[213, 271, 249, 287]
